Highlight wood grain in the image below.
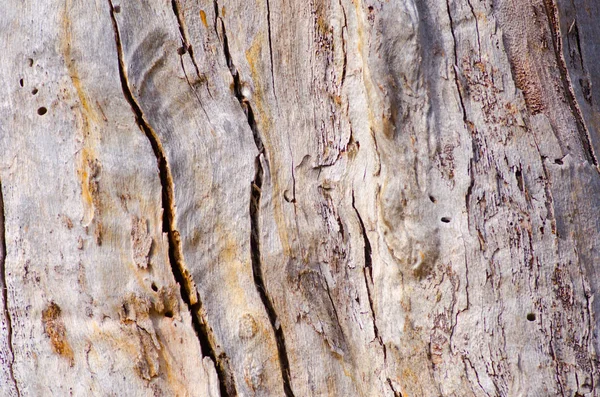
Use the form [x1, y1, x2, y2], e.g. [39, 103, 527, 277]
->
[1, 0, 599, 395]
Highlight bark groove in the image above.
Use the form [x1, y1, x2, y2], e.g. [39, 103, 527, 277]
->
[250, 159, 295, 397]
[216, 4, 294, 394]
[0, 182, 19, 396]
[107, 2, 233, 396]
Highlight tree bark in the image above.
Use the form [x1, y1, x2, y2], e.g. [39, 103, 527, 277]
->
[1, 0, 599, 395]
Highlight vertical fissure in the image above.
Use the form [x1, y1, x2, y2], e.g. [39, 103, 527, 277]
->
[352, 193, 380, 337]
[539, 156, 558, 236]
[214, 3, 294, 395]
[387, 378, 403, 397]
[338, 0, 348, 87]
[353, 191, 400, 395]
[107, 3, 235, 396]
[354, 186, 397, 393]
[215, 7, 263, 151]
[265, 0, 277, 101]
[250, 158, 295, 397]
[542, 0, 598, 167]
[0, 182, 20, 396]
[444, 0, 469, 126]
[170, 0, 203, 81]
[465, 159, 475, 223]
[463, 357, 491, 397]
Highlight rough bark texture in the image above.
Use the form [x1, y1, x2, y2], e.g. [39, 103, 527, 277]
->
[1, 0, 599, 396]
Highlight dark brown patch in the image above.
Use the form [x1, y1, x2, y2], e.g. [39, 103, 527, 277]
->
[42, 302, 74, 365]
[512, 60, 545, 114]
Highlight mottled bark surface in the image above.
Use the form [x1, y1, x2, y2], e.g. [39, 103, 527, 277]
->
[1, 0, 599, 396]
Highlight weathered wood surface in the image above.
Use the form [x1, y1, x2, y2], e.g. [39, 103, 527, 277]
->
[1, 0, 599, 396]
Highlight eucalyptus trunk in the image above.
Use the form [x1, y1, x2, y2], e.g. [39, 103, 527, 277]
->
[1, 0, 599, 396]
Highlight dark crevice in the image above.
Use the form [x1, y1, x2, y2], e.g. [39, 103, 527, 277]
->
[570, 21, 585, 71]
[0, 182, 20, 397]
[171, 0, 215, 115]
[178, 55, 215, 127]
[265, 0, 277, 101]
[352, 191, 386, 361]
[445, 0, 468, 124]
[171, 0, 203, 81]
[465, 159, 475, 226]
[171, 2, 216, 101]
[320, 270, 343, 334]
[250, 158, 294, 397]
[515, 165, 524, 191]
[291, 161, 297, 204]
[352, 191, 373, 278]
[107, 3, 234, 396]
[338, 0, 348, 86]
[214, 3, 293, 395]
[387, 378, 402, 397]
[539, 157, 558, 236]
[463, 357, 491, 397]
[215, 8, 263, 152]
[542, 0, 598, 167]
[172, 0, 216, 100]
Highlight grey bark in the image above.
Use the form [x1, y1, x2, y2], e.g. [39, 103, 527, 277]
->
[1, 0, 599, 396]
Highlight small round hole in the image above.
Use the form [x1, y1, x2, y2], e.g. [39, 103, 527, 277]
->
[19, 78, 24, 87]
[37, 107, 47, 116]
[165, 311, 173, 318]
[429, 195, 436, 203]
[151, 282, 158, 292]
[526, 313, 536, 321]
[28, 58, 34, 67]
[177, 46, 187, 55]
[554, 158, 563, 165]
[31, 88, 38, 95]
[113, 5, 121, 13]
[441, 217, 451, 223]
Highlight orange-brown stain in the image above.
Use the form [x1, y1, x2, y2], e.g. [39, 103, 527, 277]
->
[42, 302, 74, 365]
[217, 232, 252, 307]
[61, 3, 104, 235]
[200, 10, 208, 28]
[401, 366, 420, 392]
[154, 337, 192, 395]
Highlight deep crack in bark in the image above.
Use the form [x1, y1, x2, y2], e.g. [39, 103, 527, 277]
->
[387, 378, 403, 397]
[0, 182, 20, 396]
[250, 158, 295, 397]
[542, 0, 598, 167]
[352, 191, 387, 360]
[171, 0, 203, 82]
[445, 0, 468, 124]
[265, 0, 277, 102]
[214, 3, 294, 395]
[107, 3, 234, 396]
[215, 6, 263, 152]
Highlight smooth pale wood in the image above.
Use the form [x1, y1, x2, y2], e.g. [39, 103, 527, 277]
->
[0, 1, 219, 396]
[1, 0, 599, 396]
